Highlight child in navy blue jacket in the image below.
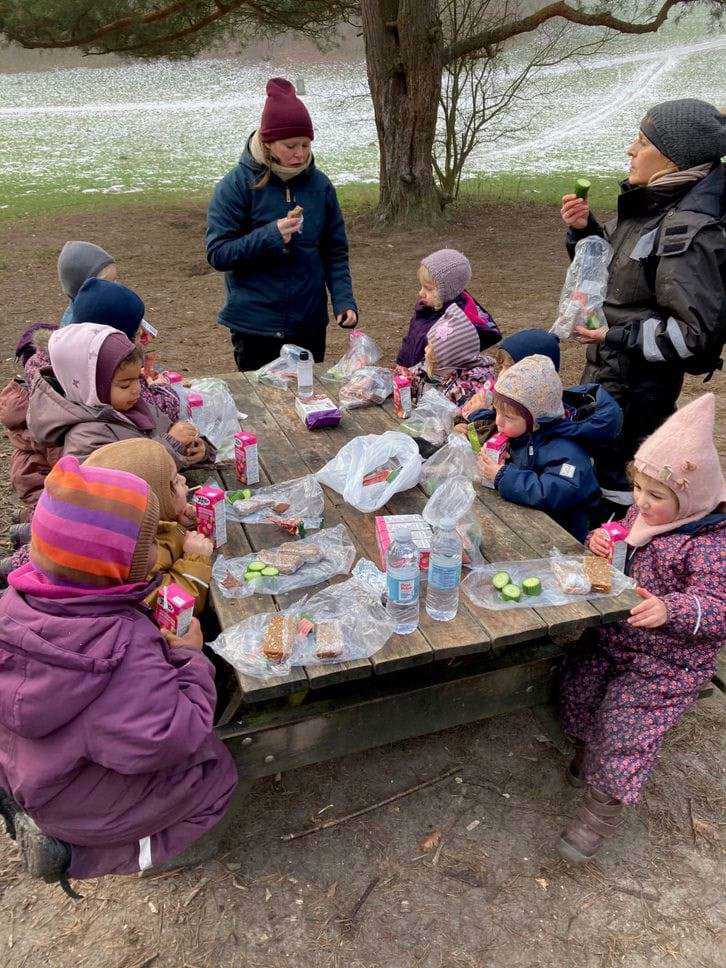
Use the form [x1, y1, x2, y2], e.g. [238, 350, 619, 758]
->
[477, 355, 620, 542]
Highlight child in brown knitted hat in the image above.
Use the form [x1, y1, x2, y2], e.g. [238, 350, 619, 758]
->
[84, 439, 213, 615]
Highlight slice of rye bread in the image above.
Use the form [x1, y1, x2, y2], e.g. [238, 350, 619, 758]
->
[583, 555, 612, 593]
[314, 620, 344, 659]
[261, 614, 297, 662]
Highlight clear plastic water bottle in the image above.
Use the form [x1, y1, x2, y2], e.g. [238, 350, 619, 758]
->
[386, 530, 420, 635]
[297, 350, 313, 399]
[426, 518, 462, 621]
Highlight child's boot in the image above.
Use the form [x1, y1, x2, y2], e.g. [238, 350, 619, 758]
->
[559, 785, 624, 863]
[565, 739, 586, 789]
[14, 813, 79, 898]
[0, 788, 21, 840]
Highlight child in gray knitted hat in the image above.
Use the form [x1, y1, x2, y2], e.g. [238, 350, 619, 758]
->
[58, 241, 117, 326]
[396, 248, 499, 367]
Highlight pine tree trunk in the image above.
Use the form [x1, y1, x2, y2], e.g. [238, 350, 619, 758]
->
[361, 0, 443, 223]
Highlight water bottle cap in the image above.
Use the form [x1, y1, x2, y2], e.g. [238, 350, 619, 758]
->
[299, 351, 310, 361]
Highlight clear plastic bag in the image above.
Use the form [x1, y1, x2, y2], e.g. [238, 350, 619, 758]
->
[338, 366, 394, 410]
[322, 330, 381, 383]
[250, 344, 306, 388]
[422, 475, 483, 568]
[188, 378, 241, 461]
[226, 475, 324, 531]
[420, 433, 478, 496]
[462, 555, 634, 610]
[400, 388, 458, 449]
[316, 431, 422, 513]
[550, 236, 613, 340]
[208, 572, 396, 679]
[213, 524, 356, 598]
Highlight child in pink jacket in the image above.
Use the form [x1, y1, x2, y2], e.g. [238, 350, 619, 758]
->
[558, 394, 725, 864]
[0, 456, 238, 891]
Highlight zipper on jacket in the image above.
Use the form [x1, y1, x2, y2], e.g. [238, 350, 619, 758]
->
[286, 188, 291, 204]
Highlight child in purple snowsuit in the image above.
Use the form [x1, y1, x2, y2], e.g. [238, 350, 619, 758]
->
[558, 393, 726, 863]
[0, 456, 238, 890]
[396, 248, 499, 367]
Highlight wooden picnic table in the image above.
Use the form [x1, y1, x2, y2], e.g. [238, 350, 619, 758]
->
[200, 369, 639, 781]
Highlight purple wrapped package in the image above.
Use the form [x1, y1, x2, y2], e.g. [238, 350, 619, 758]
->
[295, 394, 342, 430]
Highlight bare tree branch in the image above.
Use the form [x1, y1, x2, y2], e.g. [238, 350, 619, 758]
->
[443, 0, 688, 64]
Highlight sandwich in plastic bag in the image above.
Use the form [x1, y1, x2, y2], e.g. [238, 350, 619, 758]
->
[187, 377, 241, 461]
[420, 432, 478, 495]
[338, 366, 394, 409]
[226, 474, 324, 532]
[316, 431, 422, 512]
[400, 388, 458, 451]
[323, 330, 381, 382]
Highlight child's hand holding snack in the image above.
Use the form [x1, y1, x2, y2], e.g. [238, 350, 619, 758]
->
[179, 502, 197, 528]
[183, 530, 213, 559]
[588, 528, 612, 558]
[168, 421, 199, 445]
[163, 616, 204, 650]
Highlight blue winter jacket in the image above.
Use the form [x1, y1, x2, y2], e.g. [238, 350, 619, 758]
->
[494, 383, 622, 542]
[205, 137, 356, 339]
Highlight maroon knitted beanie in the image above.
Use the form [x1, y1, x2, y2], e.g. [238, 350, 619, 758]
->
[259, 78, 314, 143]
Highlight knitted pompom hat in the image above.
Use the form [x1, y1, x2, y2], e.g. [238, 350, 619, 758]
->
[628, 393, 726, 546]
[84, 439, 180, 522]
[426, 302, 481, 379]
[494, 354, 564, 424]
[30, 455, 160, 588]
[421, 249, 472, 303]
[259, 78, 314, 142]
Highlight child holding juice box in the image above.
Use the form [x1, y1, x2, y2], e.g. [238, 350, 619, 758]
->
[559, 395, 725, 864]
[84, 439, 213, 616]
[476, 355, 603, 542]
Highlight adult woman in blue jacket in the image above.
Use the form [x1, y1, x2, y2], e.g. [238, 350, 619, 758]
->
[206, 78, 358, 371]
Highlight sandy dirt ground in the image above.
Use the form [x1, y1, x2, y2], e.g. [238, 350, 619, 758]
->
[0, 201, 723, 968]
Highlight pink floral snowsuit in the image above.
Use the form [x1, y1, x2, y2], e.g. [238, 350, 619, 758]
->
[559, 506, 725, 804]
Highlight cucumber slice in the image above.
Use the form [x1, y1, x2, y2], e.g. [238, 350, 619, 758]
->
[246, 561, 266, 573]
[491, 571, 511, 591]
[500, 583, 522, 603]
[522, 577, 542, 596]
[575, 178, 591, 199]
[244, 570, 261, 582]
[261, 566, 279, 577]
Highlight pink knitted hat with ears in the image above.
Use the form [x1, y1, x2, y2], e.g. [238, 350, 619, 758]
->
[628, 393, 726, 547]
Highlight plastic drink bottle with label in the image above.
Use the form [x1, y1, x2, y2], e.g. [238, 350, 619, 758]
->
[426, 519, 462, 621]
[297, 350, 313, 399]
[386, 529, 420, 634]
[164, 371, 189, 416]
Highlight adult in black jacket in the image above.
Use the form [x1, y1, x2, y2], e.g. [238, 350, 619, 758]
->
[206, 78, 358, 371]
[561, 98, 725, 507]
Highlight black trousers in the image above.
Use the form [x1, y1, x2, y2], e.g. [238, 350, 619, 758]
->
[230, 329, 327, 372]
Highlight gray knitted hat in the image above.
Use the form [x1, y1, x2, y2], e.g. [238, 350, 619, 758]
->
[420, 248, 471, 303]
[640, 98, 726, 170]
[57, 241, 115, 298]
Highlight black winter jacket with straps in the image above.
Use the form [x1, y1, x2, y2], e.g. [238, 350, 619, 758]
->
[566, 163, 726, 385]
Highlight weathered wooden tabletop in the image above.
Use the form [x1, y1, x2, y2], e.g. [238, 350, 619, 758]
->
[205, 369, 639, 713]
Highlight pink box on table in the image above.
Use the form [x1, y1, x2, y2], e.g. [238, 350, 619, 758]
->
[375, 514, 433, 571]
[601, 521, 630, 571]
[155, 582, 195, 636]
[234, 430, 259, 485]
[193, 484, 227, 548]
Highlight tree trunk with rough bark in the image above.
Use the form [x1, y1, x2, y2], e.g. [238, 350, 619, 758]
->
[361, 0, 443, 222]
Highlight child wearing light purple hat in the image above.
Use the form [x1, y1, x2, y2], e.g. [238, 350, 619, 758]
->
[396, 248, 499, 367]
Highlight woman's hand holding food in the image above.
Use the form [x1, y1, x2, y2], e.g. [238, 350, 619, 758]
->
[561, 193, 590, 230]
[277, 215, 302, 244]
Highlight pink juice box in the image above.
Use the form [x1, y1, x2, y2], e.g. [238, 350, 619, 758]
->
[481, 432, 510, 489]
[234, 430, 259, 485]
[375, 514, 433, 571]
[193, 484, 227, 548]
[155, 582, 195, 636]
[601, 521, 629, 571]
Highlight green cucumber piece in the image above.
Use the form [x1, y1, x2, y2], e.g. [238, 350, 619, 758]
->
[246, 561, 266, 573]
[467, 424, 482, 454]
[491, 571, 511, 591]
[500, 583, 522, 603]
[244, 570, 261, 582]
[261, 566, 279, 577]
[574, 178, 591, 199]
[522, 577, 542, 596]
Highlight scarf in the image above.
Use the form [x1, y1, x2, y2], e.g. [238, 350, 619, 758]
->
[647, 162, 713, 190]
[250, 129, 312, 183]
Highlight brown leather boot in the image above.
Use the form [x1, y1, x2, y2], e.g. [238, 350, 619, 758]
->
[564, 737, 586, 789]
[559, 786, 625, 863]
